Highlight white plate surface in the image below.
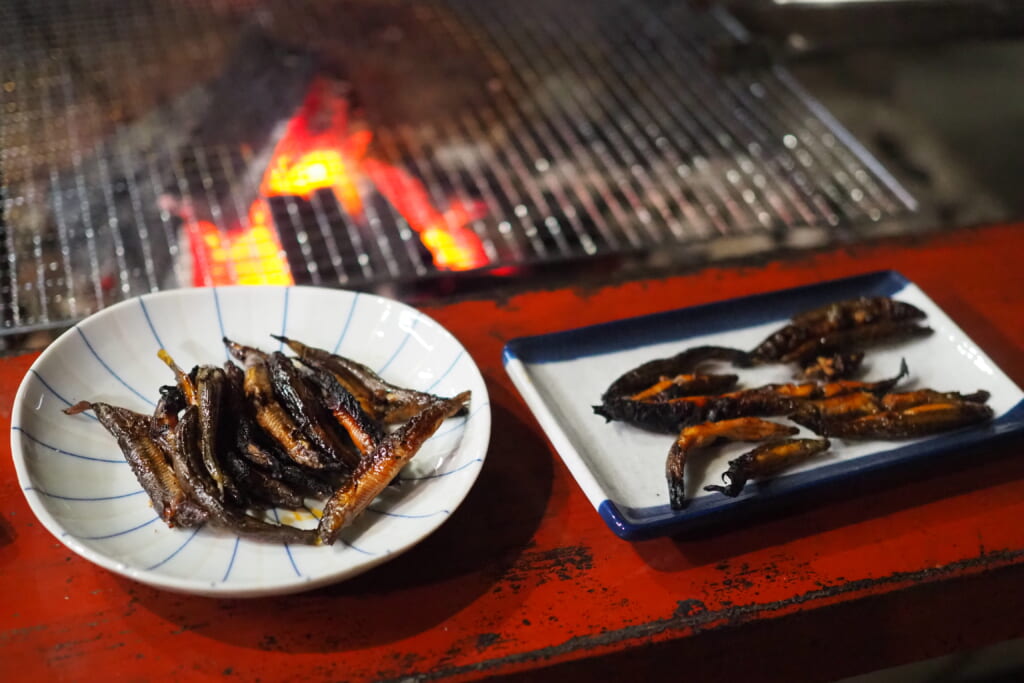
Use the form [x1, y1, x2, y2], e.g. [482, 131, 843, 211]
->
[503, 272, 1024, 539]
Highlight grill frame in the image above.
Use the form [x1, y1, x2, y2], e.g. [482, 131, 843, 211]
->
[0, 0, 918, 339]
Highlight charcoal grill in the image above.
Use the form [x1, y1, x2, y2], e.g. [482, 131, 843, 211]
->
[0, 0, 917, 339]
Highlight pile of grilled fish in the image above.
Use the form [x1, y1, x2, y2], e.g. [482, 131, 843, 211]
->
[593, 296, 993, 509]
[65, 336, 471, 546]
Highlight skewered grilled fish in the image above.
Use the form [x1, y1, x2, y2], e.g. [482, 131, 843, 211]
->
[273, 335, 455, 424]
[750, 296, 927, 364]
[601, 345, 749, 402]
[64, 401, 207, 528]
[666, 418, 798, 510]
[704, 438, 831, 498]
[596, 360, 908, 432]
[318, 391, 471, 545]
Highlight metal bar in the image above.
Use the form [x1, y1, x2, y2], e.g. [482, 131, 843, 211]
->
[599, 11, 828, 228]
[612, 3, 807, 230]
[379, 183, 433, 280]
[0, 0, 918, 336]
[60, 71, 106, 312]
[767, 68, 910, 216]
[303, 189, 348, 286]
[316, 188, 374, 284]
[438, 2, 645, 254]
[769, 65, 915, 213]
[377, 124, 504, 266]
[296, 158, 349, 286]
[403, 117, 512, 262]
[635, 3, 858, 224]
[662, 5, 876, 223]
[529, 6, 732, 238]
[114, 135, 161, 294]
[2, 25, 30, 327]
[211, 144, 265, 281]
[501, 1, 701, 242]
[190, 142, 242, 283]
[461, 1, 668, 249]
[93, 141, 139, 298]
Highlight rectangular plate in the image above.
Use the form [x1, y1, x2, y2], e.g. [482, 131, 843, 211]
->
[502, 271, 1024, 540]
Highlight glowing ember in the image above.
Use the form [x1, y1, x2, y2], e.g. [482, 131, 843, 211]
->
[259, 80, 369, 219]
[262, 148, 366, 219]
[186, 203, 293, 287]
[232, 201, 294, 285]
[363, 159, 490, 271]
[185, 78, 490, 284]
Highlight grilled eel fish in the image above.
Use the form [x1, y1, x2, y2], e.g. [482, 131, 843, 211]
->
[318, 391, 471, 545]
[305, 364, 384, 456]
[273, 335, 457, 424]
[804, 400, 994, 439]
[625, 373, 741, 402]
[792, 296, 926, 329]
[666, 418, 798, 510]
[267, 351, 362, 470]
[157, 350, 234, 496]
[704, 438, 832, 498]
[600, 345, 748, 403]
[775, 320, 933, 365]
[596, 360, 908, 433]
[173, 407, 317, 545]
[64, 401, 208, 528]
[790, 388, 991, 434]
[799, 351, 865, 381]
[748, 296, 930, 365]
[224, 338, 341, 470]
[221, 360, 337, 498]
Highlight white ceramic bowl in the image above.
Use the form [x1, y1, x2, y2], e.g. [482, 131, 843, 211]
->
[11, 286, 490, 597]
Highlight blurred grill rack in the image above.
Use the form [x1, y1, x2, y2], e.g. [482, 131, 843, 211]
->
[0, 0, 917, 337]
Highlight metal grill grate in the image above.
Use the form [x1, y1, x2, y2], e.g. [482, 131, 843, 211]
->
[0, 0, 916, 336]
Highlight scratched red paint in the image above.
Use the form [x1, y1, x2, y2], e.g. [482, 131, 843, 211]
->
[1, 223, 1023, 682]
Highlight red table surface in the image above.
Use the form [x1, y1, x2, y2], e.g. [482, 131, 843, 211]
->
[2, 223, 1023, 682]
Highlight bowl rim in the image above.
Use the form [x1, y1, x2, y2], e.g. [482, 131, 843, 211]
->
[10, 285, 491, 597]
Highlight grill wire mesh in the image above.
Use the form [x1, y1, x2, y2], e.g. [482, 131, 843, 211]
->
[0, 0, 916, 337]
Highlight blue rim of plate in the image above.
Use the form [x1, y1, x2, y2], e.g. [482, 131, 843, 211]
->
[503, 270, 1024, 540]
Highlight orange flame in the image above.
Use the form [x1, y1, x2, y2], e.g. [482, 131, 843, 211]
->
[363, 158, 489, 271]
[186, 203, 293, 287]
[187, 78, 490, 284]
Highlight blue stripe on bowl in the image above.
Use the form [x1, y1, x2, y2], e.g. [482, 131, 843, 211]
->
[367, 507, 450, 519]
[429, 422, 467, 442]
[431, 401, 486, 440]
[333, 292, 360, 353]
[75, 327, 156, 407]
[425, 350, 464, 393]
[27, 369, 98, 421]
[146, 527, 203, 570]
[377, 315, 419, 375]
[137, 297, 165, 350]
[222, 536, 241, 581]
[340, 538, 375, 556]
[212, 288, 228, 360]
[503, 270, 909, 365]
[283, 544, 301, 576]
[400, 458, 483, 481]
[26, 485, 144, 501]
[76, 515, 161, 540]
[278, 288, 291, 352]
[14, 426, 127, 464]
